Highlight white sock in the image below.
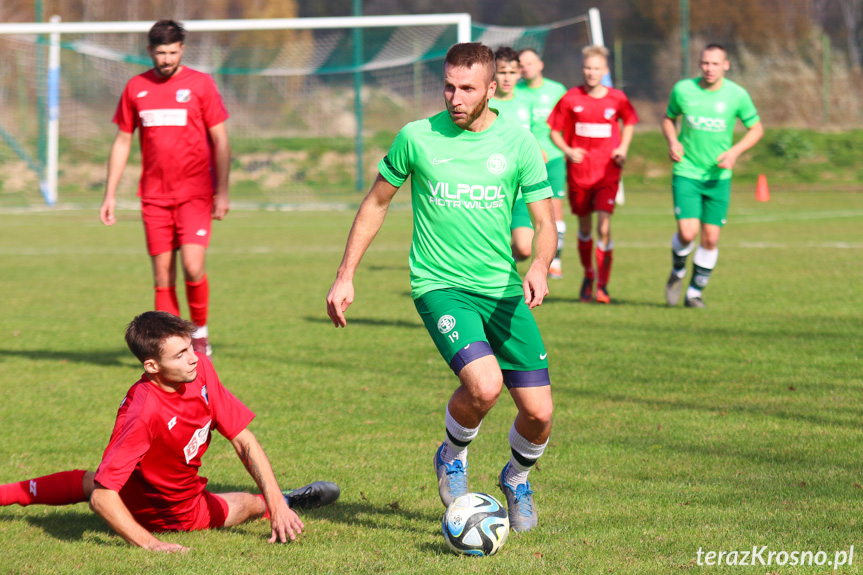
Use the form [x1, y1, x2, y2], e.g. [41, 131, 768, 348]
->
[504, 424, 548, 486]
[192, 325, 208, 339]
[440, 407, 480, 465]
[556, 220, 566, 252]
[671, 233, 696, 256]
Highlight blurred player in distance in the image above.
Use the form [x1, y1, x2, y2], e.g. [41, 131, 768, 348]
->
[99, 20, 230, 356]
[517, 48, 568, 279]
[0, 311, 340, 552]
[327, 43, 555, 533]
[492, 46, 534, 262]
[548, 45, 638, 303]
[662, 44, 763, 308]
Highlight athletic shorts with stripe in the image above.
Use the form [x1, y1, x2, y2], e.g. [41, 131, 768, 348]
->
[414, 288, 550, 389]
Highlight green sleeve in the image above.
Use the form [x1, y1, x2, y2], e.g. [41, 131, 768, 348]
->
[519, 136, 552, 203]
[377, 128, 411, 187]
[738, 89, 760, 128]
[666, 83, 682, 119]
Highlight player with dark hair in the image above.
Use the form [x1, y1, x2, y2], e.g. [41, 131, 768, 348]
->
[0, 311, 339, 552]
[517, 48, 568, 279]
[492, 46, 534, 261]
[662, 44, 763, 308]
[327, 42, 556, 533]
[549, 45, 639, 303]
[100, 19, 231, 356]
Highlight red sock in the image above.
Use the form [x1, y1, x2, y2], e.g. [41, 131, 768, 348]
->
[155, 286, 180, 317]
[0, 470, 86, 507]
[578, 237, 594, 279]
[185, 275, 209, 328]
[596, 246, 613, 287]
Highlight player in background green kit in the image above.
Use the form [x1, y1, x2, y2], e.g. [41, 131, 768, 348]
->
[662, 44, 763, 308]
[492, 46, 534, 262]
[517, 48, 568, 279]
[326, 43, 556, 533]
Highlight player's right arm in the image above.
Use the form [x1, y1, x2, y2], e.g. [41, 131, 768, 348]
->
[100, 129, 134, 226]
[326, 173, 400, 327]
[550, 130, 585, 164]
[89, 484, 189, 553]
[662, 116, 684, 162]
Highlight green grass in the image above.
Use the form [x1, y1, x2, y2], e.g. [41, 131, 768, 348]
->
[0, 188, 861, 573]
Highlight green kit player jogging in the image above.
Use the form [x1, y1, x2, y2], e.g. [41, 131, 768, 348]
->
[662, 44, 763, 308]
[327, 43, 557, 534]
[516, 48, 568, 279]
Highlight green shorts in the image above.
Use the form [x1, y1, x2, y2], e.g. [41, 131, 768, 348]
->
[414, 288, 550, 388]
[672, 175, 731, 227]
[546, 157, 567, 200]
[510, 193, 533, 231]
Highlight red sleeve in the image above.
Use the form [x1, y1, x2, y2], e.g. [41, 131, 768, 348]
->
[112, 79, 138, 134]
[94, 384, 154, 491]
[198, 357, 254, 440]
[618, 92, 639, 126]
[199, 74, 229, 129]
[547, 93, 570, 132]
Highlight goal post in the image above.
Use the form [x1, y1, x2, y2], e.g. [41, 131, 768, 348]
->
[0, 13, 471, 207]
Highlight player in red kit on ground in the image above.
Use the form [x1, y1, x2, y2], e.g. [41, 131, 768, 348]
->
[0, 312, 339, 552]
[100, 20, 230, 356]
[549, 45, 638, 303]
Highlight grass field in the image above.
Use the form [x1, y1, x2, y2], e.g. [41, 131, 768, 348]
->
[0, 187, 861, 574]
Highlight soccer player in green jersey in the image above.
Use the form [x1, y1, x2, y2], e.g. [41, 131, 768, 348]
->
[326, 43, 556, 533]
[492, 46, 534, 262]
[518, 48, 568, 279]
[662, 44, 763, 308]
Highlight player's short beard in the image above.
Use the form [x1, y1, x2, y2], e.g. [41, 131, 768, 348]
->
[447, 95, 489, 129]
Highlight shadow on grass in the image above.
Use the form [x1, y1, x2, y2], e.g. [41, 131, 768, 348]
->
[0, 507, 118, 544]
[0, 347, 134, 368]
[541, 295, 667, 308]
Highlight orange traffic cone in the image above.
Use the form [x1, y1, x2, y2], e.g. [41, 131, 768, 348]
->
[756, 174, 770, 202]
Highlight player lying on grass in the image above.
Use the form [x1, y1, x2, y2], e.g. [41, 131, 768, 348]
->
[0, 311, 339, 553]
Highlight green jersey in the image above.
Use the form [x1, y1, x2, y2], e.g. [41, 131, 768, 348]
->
[491, 93, 533, 130]
[516, 78, 567, 161]
[378, 109, 551, 300]
[666, 78, 760, 181]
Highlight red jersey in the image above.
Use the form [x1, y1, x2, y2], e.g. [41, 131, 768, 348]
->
[94, 355, 254, 526]
[113, 67, 229, 201]
[547, 86, 638, 189]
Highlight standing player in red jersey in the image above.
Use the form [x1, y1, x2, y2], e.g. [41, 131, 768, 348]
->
[548, 45, 638, 303]
[0, 312, 340, 552]
[100, 20, 230, 356]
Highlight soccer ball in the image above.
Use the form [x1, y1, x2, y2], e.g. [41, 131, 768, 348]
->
[442, 492, 509, 556]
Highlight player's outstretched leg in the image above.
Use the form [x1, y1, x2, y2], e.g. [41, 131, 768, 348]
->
[282, 481, 341, 509]
[0, 470, 91, 507]
[666, 232, 695, 306]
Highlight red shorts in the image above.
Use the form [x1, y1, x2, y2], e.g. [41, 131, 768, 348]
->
[141, 196, 213, 256]
[121, 487, 229, 533]
[567, 177, 618, 217]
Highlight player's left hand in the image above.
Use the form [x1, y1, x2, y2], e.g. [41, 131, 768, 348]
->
[523, 263, 549, 309]
[212, 192, 230, 220]
[716, 149, 739, 170]
[268, 502, 305, 543]
[611, 147, 627, 167]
